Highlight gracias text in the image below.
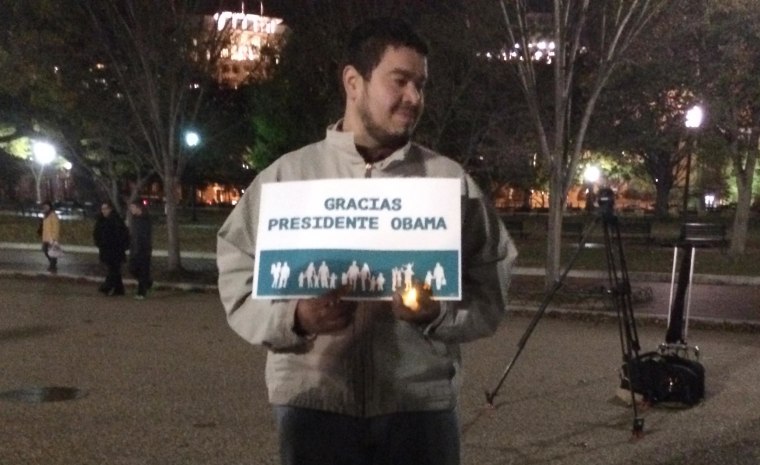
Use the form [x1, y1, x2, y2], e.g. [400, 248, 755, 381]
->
[266, 196, 448, 231]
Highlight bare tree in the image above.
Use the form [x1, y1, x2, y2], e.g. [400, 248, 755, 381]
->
[497, 0, 670, 286]
[0, 0, 156, 216]
[84, 1, 229, 271]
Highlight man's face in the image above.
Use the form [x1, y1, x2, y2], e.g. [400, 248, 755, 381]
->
[101, 204, 112, 217]
[354, 46, 427, 149]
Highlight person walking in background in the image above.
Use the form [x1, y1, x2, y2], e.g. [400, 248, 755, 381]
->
[39, 201, 60, 273]
[128, 201, 153, 300]
[93, 202, 129, 296]
[217, 18, 516, 465]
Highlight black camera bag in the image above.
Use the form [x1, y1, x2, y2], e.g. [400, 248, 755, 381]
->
[620, 351, 704, 406]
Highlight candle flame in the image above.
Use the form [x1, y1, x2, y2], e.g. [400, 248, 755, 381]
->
[402, 287, 419, 311]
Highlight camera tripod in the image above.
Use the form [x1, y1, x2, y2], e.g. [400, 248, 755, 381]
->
[485, 192, 646, 436]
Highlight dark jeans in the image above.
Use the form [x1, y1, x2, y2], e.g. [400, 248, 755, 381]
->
[273, 406, 461, 465]
[42, 242, 57, 271]
[101, 260, 124, 295]
[129, 255, 152, 296]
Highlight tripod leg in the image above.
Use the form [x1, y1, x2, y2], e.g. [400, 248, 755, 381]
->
[603, 217, 645, 437]
[485, 279, 562, 407]
[485, 217, 600, 407]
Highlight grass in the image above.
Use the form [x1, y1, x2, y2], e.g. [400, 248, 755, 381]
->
[508, 214, 760, 276]
[2, 209, 759, 276]
[0, 207, 227, 253]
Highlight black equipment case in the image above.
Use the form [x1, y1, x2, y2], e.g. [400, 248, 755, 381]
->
[620, 225, 710, 407]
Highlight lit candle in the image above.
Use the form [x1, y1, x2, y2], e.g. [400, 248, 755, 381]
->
[401, 287, 419, 311]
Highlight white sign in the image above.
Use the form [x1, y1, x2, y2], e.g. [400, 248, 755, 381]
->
[253, 178, 461, 300]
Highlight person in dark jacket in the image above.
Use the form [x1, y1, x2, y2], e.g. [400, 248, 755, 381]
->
[93, 202, 129, 296]
[128, 200, 153, 299]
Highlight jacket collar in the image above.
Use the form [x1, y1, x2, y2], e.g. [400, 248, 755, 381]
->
[326, 120, 413, 169]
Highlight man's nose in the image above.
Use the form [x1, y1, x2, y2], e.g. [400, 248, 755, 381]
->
[403, 82, 423, 105]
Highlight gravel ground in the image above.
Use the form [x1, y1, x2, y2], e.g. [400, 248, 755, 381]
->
[2, 276, 759, 464]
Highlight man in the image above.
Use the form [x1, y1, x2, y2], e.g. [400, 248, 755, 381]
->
[128, 201, 153, 300]
[217, 18, 516, 465]
[93, 202, 129, 296]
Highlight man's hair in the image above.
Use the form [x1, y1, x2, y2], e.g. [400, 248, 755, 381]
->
[346, 17, 428, 80]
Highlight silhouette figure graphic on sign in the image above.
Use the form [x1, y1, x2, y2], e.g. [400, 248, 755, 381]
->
[318, 261, 330, 288]
[271, 262, 282, 288]
[376, 272, 386, 292]
[360, 262, 371, 291]
[278, 262, 290, 288]
[304, 262, 316, 288]
[433, 262, 447, 290]
[347, 261, 360, 291]
[402, 263, 414, 290]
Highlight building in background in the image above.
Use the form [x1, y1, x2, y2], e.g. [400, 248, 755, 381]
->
[208, 5, 287, 88]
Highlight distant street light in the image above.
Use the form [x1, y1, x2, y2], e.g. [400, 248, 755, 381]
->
[32, 141, 57, 203]
[185, 130, 200, 148]
[184, 130, 201, 222]
[685, 105, 704, 129]
[683, 105, 704, 216]
[583, 165, 601, 212]
[33, 141, 57, 166]
[583, 165, 601, 184]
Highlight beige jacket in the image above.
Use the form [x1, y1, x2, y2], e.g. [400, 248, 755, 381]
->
[217, 126, 517, 417]
[41, 212, 60, 243]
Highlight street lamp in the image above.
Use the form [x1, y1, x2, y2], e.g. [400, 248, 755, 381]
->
[185, 130, 200, 148]
[184, 130, 201, 222]
[583, 165, 601, 184]
[683, 105, 704, 216]
[32, 141, 57, 203]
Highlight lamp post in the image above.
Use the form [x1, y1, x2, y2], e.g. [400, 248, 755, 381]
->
[184, 130, 201, 222]
[62, 161, 72, 200]
[33, 141, 56, 203]
[683, 105, 703, 216]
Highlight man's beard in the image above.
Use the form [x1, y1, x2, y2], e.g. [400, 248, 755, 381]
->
[358, 102, 418, 150]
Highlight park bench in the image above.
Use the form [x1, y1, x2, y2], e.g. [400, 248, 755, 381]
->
[617, 220, 654, 244]
[679, 222, 728, 248]
[561, 221, 585, 242]
[499, 216, 527, 239]
[536, 219, 588, 242]
[560, 218, 653, 245]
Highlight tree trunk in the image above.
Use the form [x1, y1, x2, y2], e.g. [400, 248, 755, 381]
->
[730, 185, 750, 256]
[545, 171, 565, 288]
[729, 148, 758, 257]
[35, 175, 43, 204]
[654, 183, 670, 217]
[163, 173, 183, 272]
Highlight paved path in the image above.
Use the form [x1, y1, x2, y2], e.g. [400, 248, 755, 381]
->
[1, 277, 759, 464]
[2, 243, 759, 326]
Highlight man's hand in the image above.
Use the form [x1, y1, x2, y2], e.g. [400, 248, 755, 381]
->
[391, 284, 440, 324]
[294, 286, 356, 336]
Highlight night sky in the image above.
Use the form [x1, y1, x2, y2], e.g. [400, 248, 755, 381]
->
[195, 0, 295, 19]
[196, 0, 470, 23]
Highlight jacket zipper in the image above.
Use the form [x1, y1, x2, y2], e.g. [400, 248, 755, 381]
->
[358, 162, 372, 417]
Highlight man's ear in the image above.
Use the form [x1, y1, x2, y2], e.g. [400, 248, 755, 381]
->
[343, 65, 363, 101]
